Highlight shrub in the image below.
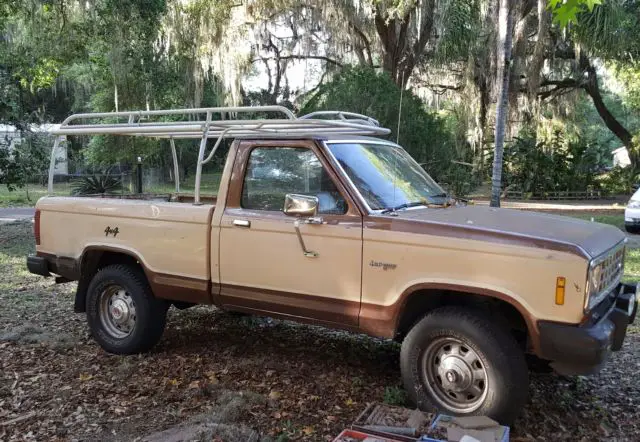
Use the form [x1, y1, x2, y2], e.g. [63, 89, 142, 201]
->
[502, 128, 603, 194]
[71, 173, 122, 195]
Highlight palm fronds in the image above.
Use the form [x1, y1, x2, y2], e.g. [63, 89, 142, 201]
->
[71, 174, 122, 195]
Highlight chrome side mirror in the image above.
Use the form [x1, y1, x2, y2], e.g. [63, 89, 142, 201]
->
[284, 194, 318, 217]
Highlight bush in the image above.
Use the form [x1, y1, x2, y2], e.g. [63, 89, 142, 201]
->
[502, 128, 603, 194]
[599, 166, 639, 195]
[71, 173, 122, 195]
[300, 66, 457, 184]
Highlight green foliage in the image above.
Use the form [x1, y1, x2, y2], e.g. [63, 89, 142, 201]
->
[502, 128, 604, 194]
[301, 66, 457, 183]
[614, 62, 640, 111]
[71, 173, 122, 195]
[0, 132, 49, 194]
[382, 386, 408, 406]
[549, 0, 602, 28]
[599, 166, 638, 194]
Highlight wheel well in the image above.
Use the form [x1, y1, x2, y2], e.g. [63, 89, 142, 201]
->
[395, 289, 529, 350]
[74, 250, 145, 313]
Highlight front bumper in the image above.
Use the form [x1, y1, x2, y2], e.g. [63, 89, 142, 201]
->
[537, 282, 637, 375]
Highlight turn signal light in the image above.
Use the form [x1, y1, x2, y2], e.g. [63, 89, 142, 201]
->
[555, 277, 566, 305]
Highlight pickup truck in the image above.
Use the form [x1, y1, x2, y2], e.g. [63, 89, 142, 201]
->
[27, 106, 637, 424]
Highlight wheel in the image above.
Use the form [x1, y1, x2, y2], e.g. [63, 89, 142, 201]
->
[86, 264, 168, 354]
[625, 225, 640, 234]
[400, 306, 529, 424]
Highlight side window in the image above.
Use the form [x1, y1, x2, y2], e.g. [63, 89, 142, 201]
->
[242, 147, 347, 214]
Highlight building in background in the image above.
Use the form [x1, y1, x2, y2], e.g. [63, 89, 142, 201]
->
[0, 124, 68, 175]
[612, 146, 631, 168]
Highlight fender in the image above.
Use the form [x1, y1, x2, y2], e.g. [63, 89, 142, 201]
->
[359, 282, 541, 354]
[74, 244, 212, 312]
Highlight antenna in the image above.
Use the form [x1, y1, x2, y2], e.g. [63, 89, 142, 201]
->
[396, 71, 405, 144]
[392, 71, 406, 207]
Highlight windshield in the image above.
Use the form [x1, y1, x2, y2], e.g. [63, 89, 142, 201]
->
[327, 142, 446, 211]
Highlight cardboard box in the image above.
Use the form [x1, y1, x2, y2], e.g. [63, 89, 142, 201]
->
[333, 428, 407, 442]
[430, 415, 509, 442]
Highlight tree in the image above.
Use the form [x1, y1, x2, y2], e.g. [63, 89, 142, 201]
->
[301, 66, 456, 182]
[490, 0, 514, 207]
[0, 132, 49, 197]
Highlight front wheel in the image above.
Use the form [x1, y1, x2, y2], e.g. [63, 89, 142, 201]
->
[86, 264, 168, 354]
[400, 307, 529, 424]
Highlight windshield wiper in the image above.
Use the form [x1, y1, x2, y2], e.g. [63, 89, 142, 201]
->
[381, 201, 428, 214]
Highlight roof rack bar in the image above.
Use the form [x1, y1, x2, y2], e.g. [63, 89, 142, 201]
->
[50, 120, 390, 137]
[60, 105, 296, 127]
[170, 138, 180, 193]
[299, 111, 381, 127]
[47, 136, 63, 194]
[194, 111, 212, 205]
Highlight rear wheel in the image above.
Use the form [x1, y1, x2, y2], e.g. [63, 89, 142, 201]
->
[86, 264, 168, 354]
[400, 307, 528, 424]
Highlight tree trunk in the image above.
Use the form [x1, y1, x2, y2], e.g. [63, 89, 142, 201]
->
[490, 0, 514, 208]
[478, 80, 490, 171]
[374, 1, 436, 87]
[114, 83, 119, 113]
[528, 0, 551, 98]
[582, 63, 633, 148]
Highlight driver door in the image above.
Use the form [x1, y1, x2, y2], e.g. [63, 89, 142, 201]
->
[218, 140, 363, 327]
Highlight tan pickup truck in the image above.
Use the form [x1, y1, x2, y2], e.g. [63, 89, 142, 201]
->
[27, 106, 637, 423]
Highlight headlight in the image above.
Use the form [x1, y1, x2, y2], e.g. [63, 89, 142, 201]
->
[585, 262, 605, 311]
[628, 200, 640, 209]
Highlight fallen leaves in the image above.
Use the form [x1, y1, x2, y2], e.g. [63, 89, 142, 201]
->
[2, 222, 640, 441]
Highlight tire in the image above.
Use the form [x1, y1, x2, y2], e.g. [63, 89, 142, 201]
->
[400, 306, 529, 425]
[625, 225, 640, 234]
[86, 264, 168, 354]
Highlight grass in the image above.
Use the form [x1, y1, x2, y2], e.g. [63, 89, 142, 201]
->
[0, 172, 222, 207]
[564, 213, 625, 230]
[0, 184, 61, 207]
[0, 221, 37, 291]
[624, 249, 640, 283]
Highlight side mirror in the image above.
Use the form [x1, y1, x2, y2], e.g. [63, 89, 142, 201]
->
[284, 193, 318, 217]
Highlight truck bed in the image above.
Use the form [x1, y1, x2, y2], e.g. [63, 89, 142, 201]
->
[36, 196, 215, 281]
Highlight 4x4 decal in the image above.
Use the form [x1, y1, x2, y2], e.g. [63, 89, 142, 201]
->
[104, 226, 120, 237]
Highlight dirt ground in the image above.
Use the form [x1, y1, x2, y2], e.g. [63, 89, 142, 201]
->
[2, 220, 640, 441]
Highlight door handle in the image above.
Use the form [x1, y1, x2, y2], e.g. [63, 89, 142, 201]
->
[233, 219, 251, 228]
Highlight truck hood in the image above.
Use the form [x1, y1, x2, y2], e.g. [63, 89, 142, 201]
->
[373, 205, 625, 259]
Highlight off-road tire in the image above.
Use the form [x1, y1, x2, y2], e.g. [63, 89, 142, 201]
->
[400, 306, 529, 425]
[86, 264, 168, 354]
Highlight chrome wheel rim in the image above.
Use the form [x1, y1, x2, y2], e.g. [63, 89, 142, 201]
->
[99, 285, 137, 338]
[422, 337, 488, 413]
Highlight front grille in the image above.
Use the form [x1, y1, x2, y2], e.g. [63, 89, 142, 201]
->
[593, 245, 625, 294]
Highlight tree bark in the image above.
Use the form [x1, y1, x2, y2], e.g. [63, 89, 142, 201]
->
[581, 61, 632, 147]
[528, 0, 551, 98]
[490, 0, 514, 208]
[374, 1, 436, 87]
